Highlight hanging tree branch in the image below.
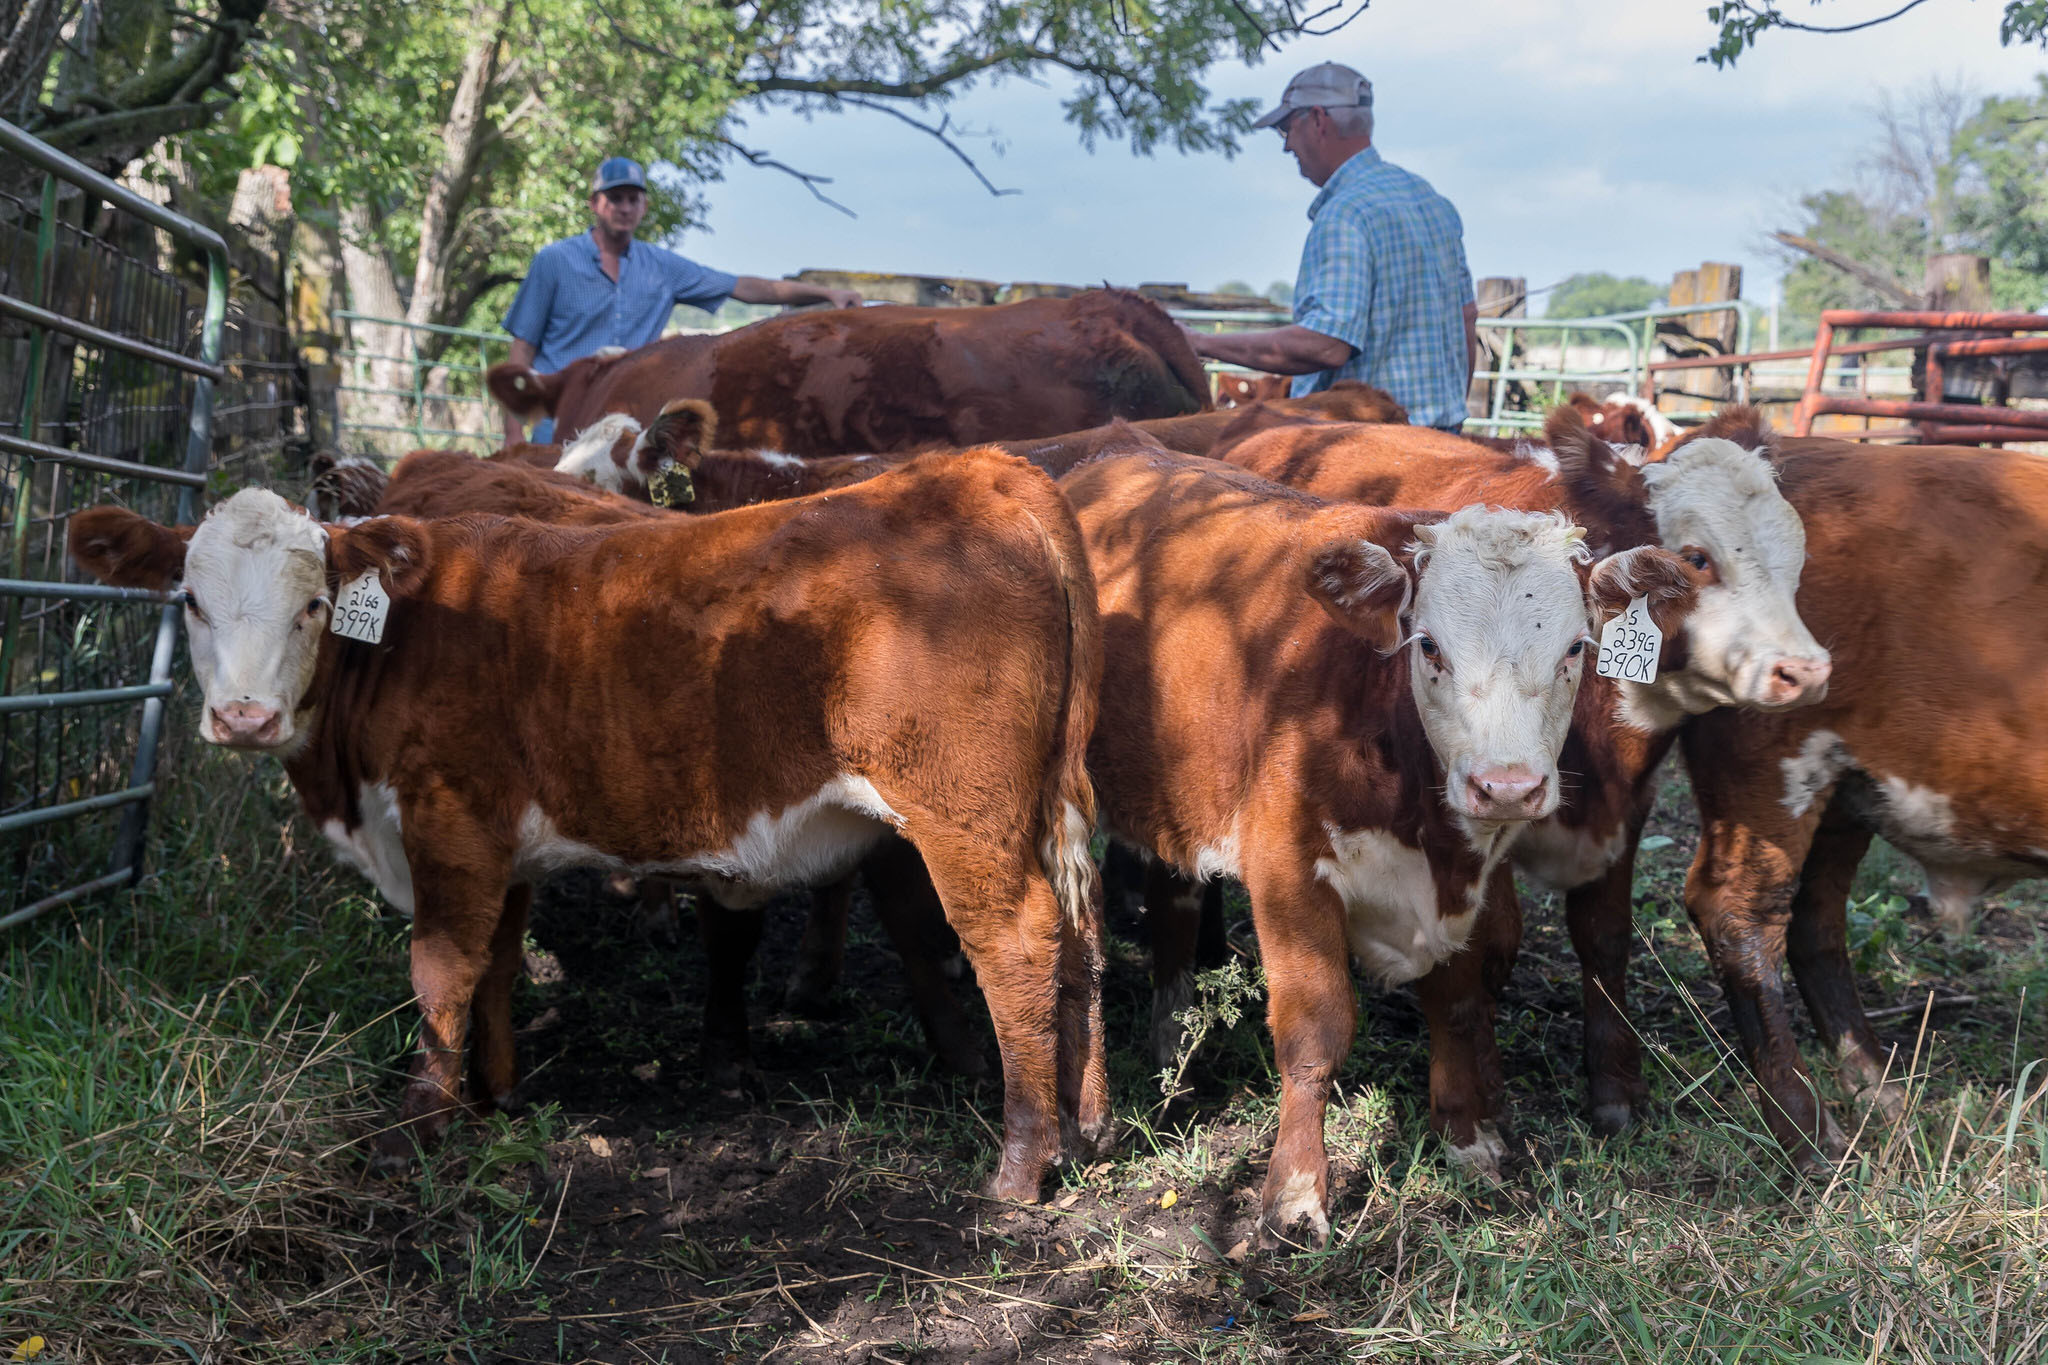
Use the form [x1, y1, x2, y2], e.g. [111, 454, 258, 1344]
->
[838, 96, 1019, 197]
[1771, 230, 1921, 307]
[715, 134, 856, 217]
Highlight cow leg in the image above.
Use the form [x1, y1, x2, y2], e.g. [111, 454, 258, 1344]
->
[1100, 839, 1149, 920]
[383, 851, 517, 1167]
[1245, 866, 1353, 1250]
[1785, 803, 1903, 1122]
[1146, 858, 1206, 1070]
[860, 838, 986, 1078]
[1415, 873, 1518, 1179]
[1567, 821, 1649, 1135]
[1196, 877, 1229, 969]
[1681, 728, 1844, 1170]
[697, 898, 765, 1089]
[784, 875, 855, 1015]
[468, 882, 533, 1114]
[913, 833, 1064, 1203]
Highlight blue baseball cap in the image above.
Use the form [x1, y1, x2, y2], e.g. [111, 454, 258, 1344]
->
[591, 157, 647, 194]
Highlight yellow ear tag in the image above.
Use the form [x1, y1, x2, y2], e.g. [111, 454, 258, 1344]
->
[330, 571, 391, 645]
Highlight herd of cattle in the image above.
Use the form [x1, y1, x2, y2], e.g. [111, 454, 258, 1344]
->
[64, 289, 2048, 1248]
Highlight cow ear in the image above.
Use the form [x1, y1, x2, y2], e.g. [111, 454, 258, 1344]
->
[68, 507, 193, 589]
[329, 516, 431, 597]
[486, 362, 561, 419]
[1587, 545, 1697, 627]
[641, 398, 717, 474]
[1305, 535, 1411, 652]
[1545, 402, 1655, 546]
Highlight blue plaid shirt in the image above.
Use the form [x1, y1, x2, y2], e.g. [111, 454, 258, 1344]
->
[503, 232, 738, 374]
[1290, 148, 1475, 428]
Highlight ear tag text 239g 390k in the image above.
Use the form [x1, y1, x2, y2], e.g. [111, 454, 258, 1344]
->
[330, 571, 391, 645]
[1596, 595, 1660, 684]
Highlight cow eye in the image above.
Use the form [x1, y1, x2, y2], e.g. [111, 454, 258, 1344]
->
[306, 596, 328, 616]
[180, 589, 204, 622]
[1684, 549, 1710, 571]
[1566, 638, 1586, 659]
[1417, 635, 1440, 660]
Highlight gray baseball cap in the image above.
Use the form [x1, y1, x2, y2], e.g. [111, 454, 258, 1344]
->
[591, 157, 648, 194]
[1251, 62, 1373, 130]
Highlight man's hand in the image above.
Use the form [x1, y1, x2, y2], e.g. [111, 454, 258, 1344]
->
[822, 288, 865, 309]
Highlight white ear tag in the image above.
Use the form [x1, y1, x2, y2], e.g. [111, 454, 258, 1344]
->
[1596, 595, 1660, 683]
[330, 570, 392, 644]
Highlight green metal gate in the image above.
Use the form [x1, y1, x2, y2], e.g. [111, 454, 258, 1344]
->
[0, 120, 298, 928]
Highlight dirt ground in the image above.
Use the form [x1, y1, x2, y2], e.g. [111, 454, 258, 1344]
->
[382, 774, 2025, 1365]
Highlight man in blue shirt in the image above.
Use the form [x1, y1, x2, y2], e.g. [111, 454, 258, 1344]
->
[499, 156, 864, 443]
[1185, 64, 1478, 432]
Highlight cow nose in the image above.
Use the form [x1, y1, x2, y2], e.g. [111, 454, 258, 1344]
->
[1466, 767, 1548, 819]
[210, 701, 281, 746]
[1762, 655, 1832, 708]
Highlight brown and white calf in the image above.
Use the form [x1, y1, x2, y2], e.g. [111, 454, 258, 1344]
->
[1211, 406, 1830, 1137]
[1668, 409, 2048, 1164]
[1062, 444, 1689, 1245]
[67, 449, 1109, 1199]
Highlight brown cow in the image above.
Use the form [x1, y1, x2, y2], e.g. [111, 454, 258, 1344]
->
[1664, 408, 2048, 1165]
[1209, 406, 1831, 1138]
[67, 450, 1110, 1200]
[1062, 442, 1690, 1245]
[487, 289, 1211, 452]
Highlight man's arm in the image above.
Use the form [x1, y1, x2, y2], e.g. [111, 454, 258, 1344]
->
[499, 336, 538, 444]
[731, 276, 864, 309]
[1184, 324, 1355, 375]
[1463, 302, 1480, 384]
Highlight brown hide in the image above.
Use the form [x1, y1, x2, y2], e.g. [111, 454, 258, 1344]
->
[1215, 372, 1292, 406]
[1670, 419, 2048, 1162]
[67, 451, 1110, 1201]
[380, 449, 666, 525]
[486, 290, 1211, 453]
[1063, 443, 1503, 1243]
[1217, 403, 1693, 1134]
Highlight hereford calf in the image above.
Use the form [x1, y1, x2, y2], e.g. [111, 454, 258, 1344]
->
[1213, 407, 1829, 1135]
[1062, 445, 1689, 1245]
[67, 450, 1109, 1200]
[1667, 410, 2048, 1164]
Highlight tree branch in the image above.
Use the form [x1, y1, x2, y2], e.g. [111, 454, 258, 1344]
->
[838, 96, 1018, 197]
[1733, 0, 1933, 36]
[715, 134, 856, 217]
[1772, 230, 1921, 307]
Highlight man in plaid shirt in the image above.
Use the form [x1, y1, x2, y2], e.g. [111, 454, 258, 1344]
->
[1186, 64, 1478, 432]
[499, 156, 864, 443]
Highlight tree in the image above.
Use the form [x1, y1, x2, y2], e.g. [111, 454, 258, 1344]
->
[1702, 1, 2048, 67]
[1544, 272, 1662, 318]
[187, 0, 1368, 362]
[1954, 75, 2048, 306]
[0, 0, 268, 182]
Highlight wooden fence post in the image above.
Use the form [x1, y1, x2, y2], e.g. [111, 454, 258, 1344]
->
[1665, 261, 1742, 404]
[1470, 276, 1525, 420]
[1923, 254, 1990, 311]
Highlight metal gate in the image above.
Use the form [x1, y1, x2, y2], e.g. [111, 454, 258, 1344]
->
[0, 120, 298, 928]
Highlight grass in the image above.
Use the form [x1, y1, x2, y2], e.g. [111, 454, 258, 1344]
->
[2, 755, 2045, 1362]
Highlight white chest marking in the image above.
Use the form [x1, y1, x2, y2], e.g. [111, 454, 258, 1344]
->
[1314, 825, 1509, 986]
[321, 781, 415, 917]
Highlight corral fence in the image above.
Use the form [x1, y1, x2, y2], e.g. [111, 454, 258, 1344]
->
[0, 120, 303, 928]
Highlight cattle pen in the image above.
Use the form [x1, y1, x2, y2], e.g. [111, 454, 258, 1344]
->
[4, 129, 2048, 1365]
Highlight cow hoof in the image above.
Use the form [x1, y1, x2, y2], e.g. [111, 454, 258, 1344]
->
[1061, 1111, 1118, 1163]
[1257, 1171, 1330, 1252]
[1589, 1102, 1635, 1137]
[983, 1166, 1046, 1205]
[1444, 1122, 1509, 1183]
[369, 1128, 421, 1175]
[1850, 1078, 1909, 1126]
[701, 1048, 765, 1097]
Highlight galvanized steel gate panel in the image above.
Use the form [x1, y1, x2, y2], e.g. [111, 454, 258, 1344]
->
[0, 119, 296, 927]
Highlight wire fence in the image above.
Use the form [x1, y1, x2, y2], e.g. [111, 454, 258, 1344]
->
[0, 121, 304, 927]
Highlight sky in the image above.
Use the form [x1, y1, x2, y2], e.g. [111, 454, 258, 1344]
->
[657, 0, 2048, 313]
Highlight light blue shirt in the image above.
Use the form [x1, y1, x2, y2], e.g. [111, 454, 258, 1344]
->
[1290, 147, 1475, 429]
[502, 232, 738, 374]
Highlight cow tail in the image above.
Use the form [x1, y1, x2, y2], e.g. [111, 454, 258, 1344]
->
[1026, 492, 1103, 931]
